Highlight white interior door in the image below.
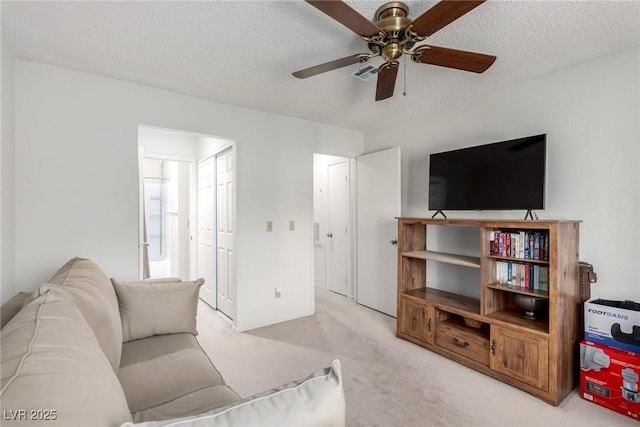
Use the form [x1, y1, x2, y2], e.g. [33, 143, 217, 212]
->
[216, 148, 235, 319]
[197, 157, 216, 307]
[326, 160, 349, 296]
[357, 147, 401, 317]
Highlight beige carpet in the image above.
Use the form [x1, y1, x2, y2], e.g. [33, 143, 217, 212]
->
[196, 287, 636, 427]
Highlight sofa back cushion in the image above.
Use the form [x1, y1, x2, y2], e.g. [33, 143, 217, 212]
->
[0, 292, 32, 330]
[0, 290, 133, 426]
[112, 278, 204, 342]
[45, 257, 123, 372]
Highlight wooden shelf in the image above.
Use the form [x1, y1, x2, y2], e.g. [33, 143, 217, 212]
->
[486, 255, 549, 265]
[485, 282, 550, 299]
[485, 309, 548, 335]
[397, 217, 580, 228]
[403, 250, 480, 268]
[403, 287, 480, 316]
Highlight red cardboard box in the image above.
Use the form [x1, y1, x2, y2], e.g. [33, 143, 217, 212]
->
[580, 340, 640, 421]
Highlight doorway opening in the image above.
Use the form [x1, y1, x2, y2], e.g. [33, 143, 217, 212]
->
[313, 153, 354, 299]
[313, 148, 401, 318]
[141, 158, 191, 278]
[138, 126, 236, 320]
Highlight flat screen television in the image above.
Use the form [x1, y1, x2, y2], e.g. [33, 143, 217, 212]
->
[428, 134, 546, 212]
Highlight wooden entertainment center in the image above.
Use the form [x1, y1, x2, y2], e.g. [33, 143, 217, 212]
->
[396, 218, 581, 405]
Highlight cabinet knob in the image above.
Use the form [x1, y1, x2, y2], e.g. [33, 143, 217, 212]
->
[326, 233, 333, 238]
[491, 339, 497, 355]
[390, 239, 398, 245]
[427, 318, 432, 332]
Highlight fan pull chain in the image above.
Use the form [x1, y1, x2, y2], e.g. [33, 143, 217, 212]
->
[403, 55, 407, 96]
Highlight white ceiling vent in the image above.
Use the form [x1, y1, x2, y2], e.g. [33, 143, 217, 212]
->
[350, 64, 378, 83]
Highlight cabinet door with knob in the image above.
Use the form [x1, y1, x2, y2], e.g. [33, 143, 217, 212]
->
[398, 296, 434, 345]
[490, 325, 549, 391]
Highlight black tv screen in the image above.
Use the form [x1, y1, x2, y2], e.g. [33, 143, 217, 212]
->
[428, 134, 546, 211]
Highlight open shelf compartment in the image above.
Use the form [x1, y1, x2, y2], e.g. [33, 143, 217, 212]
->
[403, 287, 480, 317]
[403, 250, 480, 268]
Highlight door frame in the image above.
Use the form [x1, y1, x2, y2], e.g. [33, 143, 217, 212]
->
[311, 148, 401, 315]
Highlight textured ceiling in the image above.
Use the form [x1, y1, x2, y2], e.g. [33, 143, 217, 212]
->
[2, 1, 639, 131]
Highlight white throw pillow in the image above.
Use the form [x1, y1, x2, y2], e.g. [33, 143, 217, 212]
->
[112, 278, 204, 342]
[120, 359, 346, 427]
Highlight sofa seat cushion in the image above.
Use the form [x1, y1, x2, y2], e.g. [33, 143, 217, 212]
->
[45, 257, 123, 372]
[119, 333, 238, 418]
[132, 385, 241, 423]
[120, 333, 208, 368]
[0, 290, 132, 427]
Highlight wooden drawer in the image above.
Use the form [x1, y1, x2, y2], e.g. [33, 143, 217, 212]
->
[435, 318, 490, 366]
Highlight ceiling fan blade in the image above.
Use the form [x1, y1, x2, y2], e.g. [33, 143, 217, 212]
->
[415, 45, 496, 73]
[306, 0, 381, 37]
[375, 63, 399, 101]
[292, 54, 366, 79]
[411, 0, 486, 37]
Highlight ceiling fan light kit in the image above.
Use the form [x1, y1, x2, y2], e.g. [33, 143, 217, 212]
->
[293, 0, 496, 101]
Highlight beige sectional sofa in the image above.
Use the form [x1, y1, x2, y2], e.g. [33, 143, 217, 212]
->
[1, 258, 345, 426]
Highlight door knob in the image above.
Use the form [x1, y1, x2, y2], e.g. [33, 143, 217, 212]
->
[327, 233, 333, 238]
[390, 239, 398, 245]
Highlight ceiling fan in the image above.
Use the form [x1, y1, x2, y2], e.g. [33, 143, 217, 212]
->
[292, 0, 496, 101]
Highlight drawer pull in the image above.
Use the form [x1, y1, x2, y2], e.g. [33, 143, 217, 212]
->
[452, 337, 469, 348]
[428, 319, 432, 332]
[491, 339, 496, 355]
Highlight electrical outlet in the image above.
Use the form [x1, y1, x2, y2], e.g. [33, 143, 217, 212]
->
[274, 287, 282, 298]
[266, 221, 273, 232]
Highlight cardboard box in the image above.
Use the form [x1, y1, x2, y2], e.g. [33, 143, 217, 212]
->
[580, 341, 640, 421]
[584, 298, 640, 353]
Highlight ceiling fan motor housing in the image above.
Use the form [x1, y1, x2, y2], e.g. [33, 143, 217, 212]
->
[374, 2, 411, 61]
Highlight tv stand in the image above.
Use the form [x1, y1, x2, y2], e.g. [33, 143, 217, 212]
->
[524, 210, 539, 220]
[431, 210, 447, 219]
[396, 218, 581, 406]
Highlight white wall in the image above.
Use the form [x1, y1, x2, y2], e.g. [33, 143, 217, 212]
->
[139, 127, 199, 159]
[1, 38, 16, 304]
[197, 135, 230, 160]
[365, 47, 640, 301]
[11, 59, 364, 330]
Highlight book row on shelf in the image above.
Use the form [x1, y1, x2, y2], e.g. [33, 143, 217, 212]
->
[489, 230, 549, 261]
[496, 261, 550, 292]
